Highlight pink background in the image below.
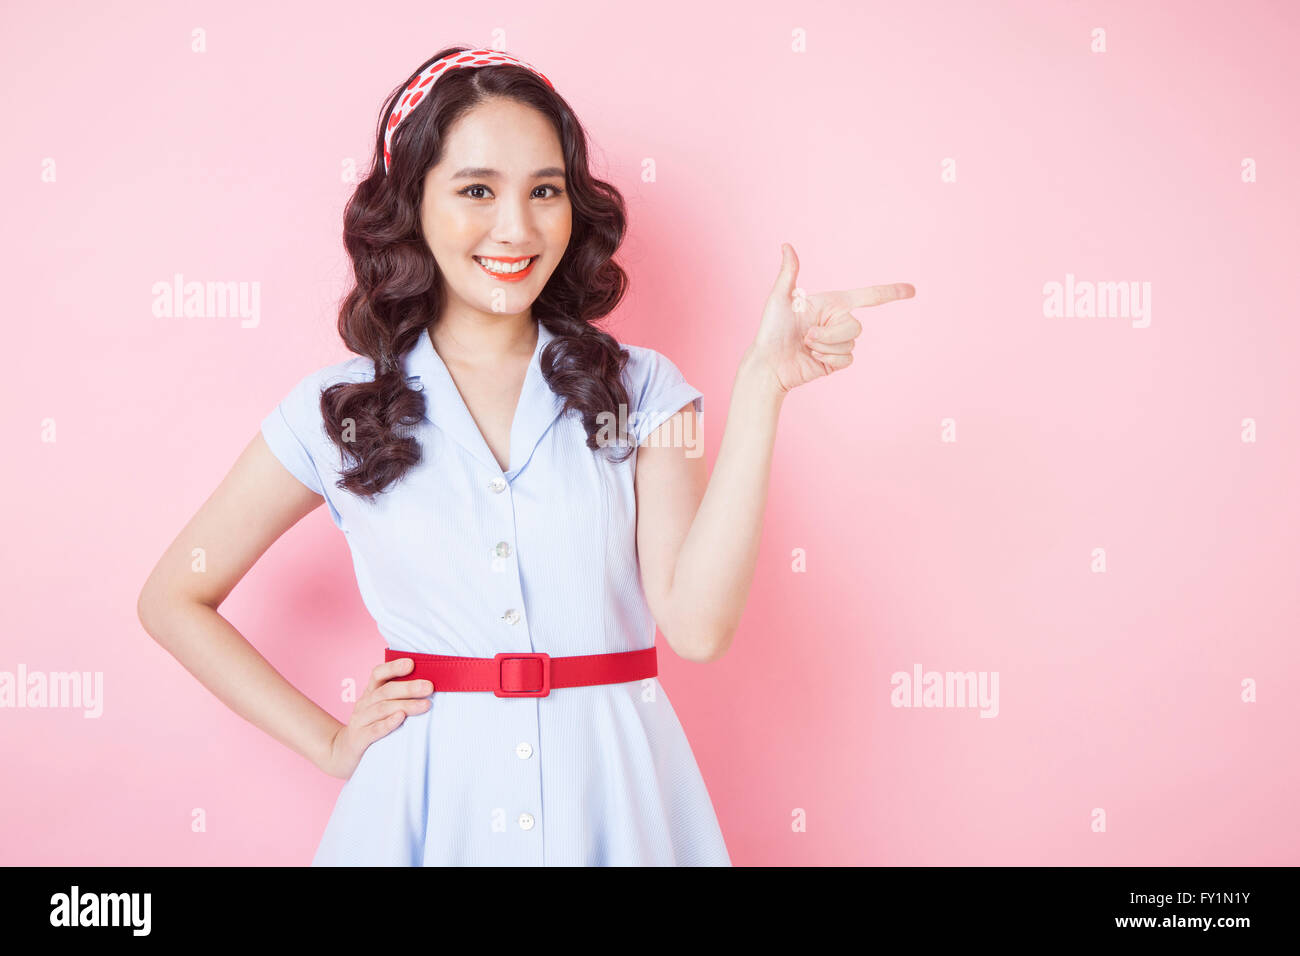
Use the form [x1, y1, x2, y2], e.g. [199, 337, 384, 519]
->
[4, 0, 1298, 865]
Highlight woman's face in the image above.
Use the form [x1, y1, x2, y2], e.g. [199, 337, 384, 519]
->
[420, 97, 572, 320]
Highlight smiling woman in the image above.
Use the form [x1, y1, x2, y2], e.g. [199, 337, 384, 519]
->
[138, 43, 915, 871]
[141, 44, 733, 869]
[324, 49, 640, 497]
[425, 133, 569, 298]
[285, 53, 738, 862]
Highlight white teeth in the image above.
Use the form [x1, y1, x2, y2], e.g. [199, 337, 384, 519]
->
[475, 256, 536, 274]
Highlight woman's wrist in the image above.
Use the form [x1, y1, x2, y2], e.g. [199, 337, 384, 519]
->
[310, 718, 346, 771]
[738, 343, 789, 405]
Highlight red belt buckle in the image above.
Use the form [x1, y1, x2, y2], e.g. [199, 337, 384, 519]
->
[493, 652, 551, 698]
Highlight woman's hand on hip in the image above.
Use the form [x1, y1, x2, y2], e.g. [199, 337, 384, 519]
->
[318, 657, 433, 780]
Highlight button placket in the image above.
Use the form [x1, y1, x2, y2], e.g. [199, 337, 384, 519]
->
[485, 468, 542, 862]
[486, 474, 521, 618]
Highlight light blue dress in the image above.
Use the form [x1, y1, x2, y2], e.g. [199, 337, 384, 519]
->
[260, 320, 731, 866]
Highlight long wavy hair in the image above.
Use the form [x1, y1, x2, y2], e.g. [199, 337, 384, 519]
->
[321, 46, 636, 500]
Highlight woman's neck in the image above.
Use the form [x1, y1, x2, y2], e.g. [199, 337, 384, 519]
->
[430, 313, 537, 370]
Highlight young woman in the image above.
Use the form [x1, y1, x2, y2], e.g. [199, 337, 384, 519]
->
[137, 47, 915, 866]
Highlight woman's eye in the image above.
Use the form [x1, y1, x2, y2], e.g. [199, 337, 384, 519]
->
[459, 184, 564, 200]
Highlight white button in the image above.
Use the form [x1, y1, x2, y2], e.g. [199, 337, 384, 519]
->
[488, 476, 507, 493]
[494, 541, 512, 558]
[502, 608, 521, 625]
[515, 742, 533, 759]
[518, 812, 535, 830]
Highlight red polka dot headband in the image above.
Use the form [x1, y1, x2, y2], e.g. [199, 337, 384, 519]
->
[384, 49, 554, 173]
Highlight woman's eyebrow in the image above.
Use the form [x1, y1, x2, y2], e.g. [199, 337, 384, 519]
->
[450, 166, 566, 179]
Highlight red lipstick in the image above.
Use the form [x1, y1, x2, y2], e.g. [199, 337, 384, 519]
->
[473, 254, 538, 283]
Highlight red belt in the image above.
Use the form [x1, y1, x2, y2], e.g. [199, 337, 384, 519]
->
[383, 646, 657, 698]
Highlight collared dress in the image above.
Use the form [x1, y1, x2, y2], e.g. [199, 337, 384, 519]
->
[259, 320, 731, 866]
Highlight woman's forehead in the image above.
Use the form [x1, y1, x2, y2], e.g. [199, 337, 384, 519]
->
[437, 103, 562, 167]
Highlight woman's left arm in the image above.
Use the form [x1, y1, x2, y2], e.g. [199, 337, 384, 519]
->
[636, 243, 915, 662]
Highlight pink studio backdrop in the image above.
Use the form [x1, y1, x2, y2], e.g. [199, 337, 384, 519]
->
[4, 0, 1298, 866]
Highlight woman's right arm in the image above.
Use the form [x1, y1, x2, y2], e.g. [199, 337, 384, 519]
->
[136, 432, 431, 778]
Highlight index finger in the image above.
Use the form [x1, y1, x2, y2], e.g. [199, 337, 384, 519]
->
[373, 677, 435, 701]
[368, 656, 415, 691]
[844, 283, 916, 309]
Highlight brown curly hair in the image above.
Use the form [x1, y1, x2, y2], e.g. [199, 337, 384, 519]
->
[321, 46, 637, 500]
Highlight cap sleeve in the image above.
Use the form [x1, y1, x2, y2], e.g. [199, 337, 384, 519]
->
[260, 369, 345, 528]
[624, 345, 703, 445]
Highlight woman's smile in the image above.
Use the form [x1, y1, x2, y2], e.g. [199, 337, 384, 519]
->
[473, 254, 539, 281]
